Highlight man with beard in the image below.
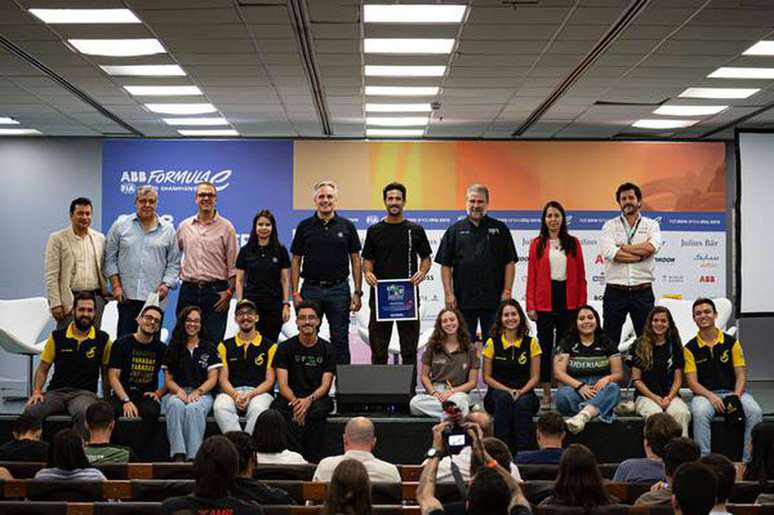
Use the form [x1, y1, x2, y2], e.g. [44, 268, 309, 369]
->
[599, 182, 662, 343]
[271, 301, 336, 462]
[25, 292, 111, 436]
[362, 182, 432, 365]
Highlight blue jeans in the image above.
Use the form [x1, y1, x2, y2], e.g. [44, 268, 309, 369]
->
[602, 285, 654, 345]
[460, 308, 497, 343]
[162, 390, 214, 459]
[301, 281, 351, 364]
[177, 281, 229, 345]
[691, 390, 762, 463]
[484, 389, 540, 454]
[555, 377, 621, 423]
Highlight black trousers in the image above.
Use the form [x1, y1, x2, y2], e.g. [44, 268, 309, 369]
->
[602, 284, 655, 345]
[535, 281, 576, 383]
[111, 395, 161, 461]
[368, 295, 419, 365]
[246, 297, 284, 343]
[271, 396, 333, 463]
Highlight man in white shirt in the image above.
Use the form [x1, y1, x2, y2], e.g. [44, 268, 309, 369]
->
[599, 182, 662, 344]
[313, 416, 400, 482]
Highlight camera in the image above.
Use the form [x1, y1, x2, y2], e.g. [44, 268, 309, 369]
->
[442, 400, 470, 455]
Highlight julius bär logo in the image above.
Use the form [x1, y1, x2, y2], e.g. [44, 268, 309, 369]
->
[119, 169, 232, 194]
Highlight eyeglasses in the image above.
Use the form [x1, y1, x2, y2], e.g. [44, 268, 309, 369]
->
[185, 319, 201, 324]
[298, 315, 319, 321]
[142, 314, 162, 324]
[196, 192, 216, 199]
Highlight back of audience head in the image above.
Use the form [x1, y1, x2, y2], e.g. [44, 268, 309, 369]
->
[644, 413, 682, 459]
[467, 466, 511, 515]
[343, 416, 376, 451]
[552, 443, 612, 509]
[323, 459, 372, 515]
[470, 437, 512, 477]
[672, 462, 717, 515]
[465, 410, 493, 438]
[12, 414, 42, 440]
[700, 454, 735, 506]
[85, 401, 115, 434]
[224, 431, 256, 478]
[745, 420, 774, 482]
[253, 409, 289, 453]
[193, 435, 239, 499]
[664, 437, 700, 479]
[47, 428, 89, 471]
[537, 411, 566, 448]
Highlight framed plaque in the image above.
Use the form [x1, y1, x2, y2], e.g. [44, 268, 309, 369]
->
[375, 279, 418, 322]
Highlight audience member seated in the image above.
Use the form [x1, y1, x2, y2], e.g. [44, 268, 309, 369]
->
[410, 307, 479, 419]
[161, 435, 262, 515]
[553, 305, 622, 434]
[628, 306, 691, 436]
[0, 466, 11, 480]
[253, 409, 308, 464]
[684, 297, 762, 463]
[613, 412, 681, 483]
[314, 416, 400, 482]
[84, 400, 136, 464]
[224, 431, 296, 505]
[515, 411, 565, 465]
[34, 428, 106, 481]
[635, 436, 699, 505]
[672, 462, 717, 515]
[0, 414, 48, 462]
[699, 454, 735, 515]
[417, 421, 532, 515]
[482, 299, 541, 454]
[322, 459, 372, 515]
[743, 421, 774, 503]
[539, 443, 616, 509]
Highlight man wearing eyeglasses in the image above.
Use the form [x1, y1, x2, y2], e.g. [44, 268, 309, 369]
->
[177, 181, 239, 343]
[108, 305, 167, 459]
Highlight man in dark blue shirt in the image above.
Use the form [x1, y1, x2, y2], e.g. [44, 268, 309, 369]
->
[515, 411, 565, 465]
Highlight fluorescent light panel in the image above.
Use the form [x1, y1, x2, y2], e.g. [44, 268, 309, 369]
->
[145, 103, 216, 115]
[653, 105, 728, 116]
[366, 103, 433, 113]
[366, 116, 429, 126]
[365, 86, 439, 96]
[178, 129, 238, 136]
[101, 65, 185, 77]
[364, 38, 455, 54]
[679, 87, 760, 99]
[124, 86, 202, 96]
[0, 117, 20, 125]
[708, 67, 774, 79]
[68, 38, 165, 57]
[632, 119, 698, 129]
[363, 5, 466, 23]
[29, 8, 141, 24]
[163, 117, 229, 126]
[743, 41, 774, 56]
[365, 65, 445, 77]
[367, 129, 424, 137]
[0, 128, 42, 135]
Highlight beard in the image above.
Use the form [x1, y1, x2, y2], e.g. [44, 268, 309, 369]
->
[74, 315, 93, 331]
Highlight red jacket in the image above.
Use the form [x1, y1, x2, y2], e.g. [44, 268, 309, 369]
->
[526, 236, 587, 312]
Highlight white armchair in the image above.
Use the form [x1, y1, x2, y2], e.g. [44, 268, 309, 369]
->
[0, 297, 52, 397]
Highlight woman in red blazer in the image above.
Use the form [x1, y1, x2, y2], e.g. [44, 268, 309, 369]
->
[526, 200, 588, 406]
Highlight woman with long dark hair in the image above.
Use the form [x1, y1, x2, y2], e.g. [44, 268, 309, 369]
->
[526, 200, 587, 407]
[323, 459, 372, 515]
[540, 443, 615, 509]
[162, 306, 220, 461]
[34, 428, 105, 480]
[629, 306, 691, 436]
[410, 308, 479, 419]
[744, 421, 774, 483]
[554, 305, 622, 434]
[482, 299, 541, 453]
[236, 209, 291, 342]
[252, 409, 307, 464]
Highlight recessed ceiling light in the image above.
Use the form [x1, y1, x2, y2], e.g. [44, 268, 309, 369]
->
[678, 87, 760, 99]
[0, 128, 42, 135]
[707, 67, 774, 79]
[632, 119, 698, 129]
[178, 129, 239, 137]
[365, 86, 439, 96]
[366, 103, 433, 113]
[124, 86, 202, 96]
[363, 5, 466, 23]
[365, 65, 446, 77]
[0, 117, 20, 125]
[68, 38, 165, 57]
[367, 116, 429, 126]
[364, 38, 455, 54]
[743, 41, 774, 56]
[101, 65, 186, 77]
[28, 8, 141, 24]
[145, 103, 216, 115]
[163, 117, 229, 126]
[367, 129, 424, 137]
[653, 105, 728, 116]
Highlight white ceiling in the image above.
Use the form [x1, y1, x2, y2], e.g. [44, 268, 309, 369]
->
[0, 0, 773, 139]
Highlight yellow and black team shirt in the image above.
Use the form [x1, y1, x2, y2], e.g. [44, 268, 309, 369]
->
[42, 323, 111, 393]
[684, 331, 745, 392]
[482, 335, 542, 389]
[217, 333, 277, 388]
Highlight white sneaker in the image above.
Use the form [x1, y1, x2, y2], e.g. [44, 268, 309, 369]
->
[565, 411, 591, 434]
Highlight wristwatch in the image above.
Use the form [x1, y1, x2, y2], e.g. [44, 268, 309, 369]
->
[354, 290, 363, 296]
[425, 448, 442, 460]
[122, 397, 131, 404]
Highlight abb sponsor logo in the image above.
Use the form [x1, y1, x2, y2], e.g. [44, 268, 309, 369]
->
[698, 275, 717, 283]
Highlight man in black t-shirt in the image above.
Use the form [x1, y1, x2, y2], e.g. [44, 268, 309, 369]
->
[362, 182, 432, 365]
[270, 301, 336, 462]
[0, 414, 47, 462]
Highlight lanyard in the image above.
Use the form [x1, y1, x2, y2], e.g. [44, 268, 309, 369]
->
[620, 215, 642, 245]
[407, 228, 413, 279]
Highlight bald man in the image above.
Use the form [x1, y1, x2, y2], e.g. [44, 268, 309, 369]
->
[313, 416, 400, 482]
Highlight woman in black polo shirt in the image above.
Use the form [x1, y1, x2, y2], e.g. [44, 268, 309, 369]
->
[482, 299, 541, 453]
[629, 306, 690, 436]
[236, 210, 291, 342]
[554, 305, 622, 434]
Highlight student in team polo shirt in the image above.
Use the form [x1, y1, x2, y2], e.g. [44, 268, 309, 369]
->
[483, 299, 541, 454]
[213, 299, 277, 435]
[684, 297, 762, 463]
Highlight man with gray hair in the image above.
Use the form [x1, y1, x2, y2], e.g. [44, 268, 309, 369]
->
[312, 416, 400, 482]
[435, 184, 517, 342]
[105, 185, 180, 337]
[291, 181, 362, 364]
